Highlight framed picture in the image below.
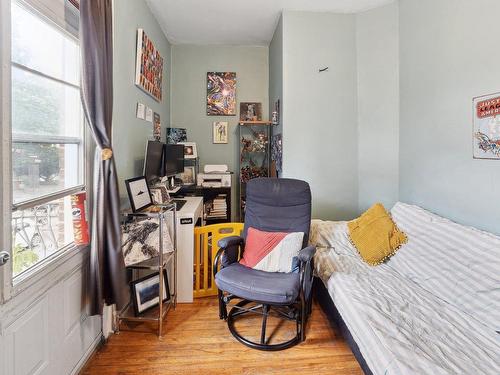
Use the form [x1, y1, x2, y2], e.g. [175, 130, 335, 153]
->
[473, 92, 500, 159]
[135, 28, 163, 102]
[178, 142, 197, 159]
[213, 121, 228, 144]
[240, 102, 262, 121]
[150, 185, 170, 204]
[166, 127, 187, 144]
[207, 72, 236, 116]
[131, 269, 170, 315]
[125, 176, 153, 212]
[179, 166, 196, 185]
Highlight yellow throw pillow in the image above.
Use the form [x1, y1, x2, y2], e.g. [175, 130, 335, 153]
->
[347, 203, 407, 266]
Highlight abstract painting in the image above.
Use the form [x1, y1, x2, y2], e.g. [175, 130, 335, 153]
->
[207, 72, 236, 116]
[473, 92, 500, 159]
[135, 28, 163, 102]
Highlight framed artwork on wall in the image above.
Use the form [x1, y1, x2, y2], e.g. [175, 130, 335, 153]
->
[213, 121, 228, 144]
[473, 92, 500, 159]
[135, 28, 163, 102]
[207, 72, 236, 116]
[240, 102, 262, 121]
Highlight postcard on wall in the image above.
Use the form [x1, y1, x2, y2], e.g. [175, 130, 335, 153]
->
[135, 28, 163, 102]
[213, 121, 228, 144]
[145, 106, 153, 122]
[136, 102, 145, 120]
[207, 72, 236, 116]
[473, 92, 500, 159]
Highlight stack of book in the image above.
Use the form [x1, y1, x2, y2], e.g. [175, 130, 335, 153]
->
[205, 194, 227, 220]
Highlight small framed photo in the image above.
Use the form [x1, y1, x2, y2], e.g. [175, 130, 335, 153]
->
[179, 166, 196, 185]
[125, 176, 153, 212]
[150, 184, 170, 204]
[240, 102, 262, 121]
[213, 121, 228, 144]
[178, 142, 197, 159]
[131, 269, 170, 315]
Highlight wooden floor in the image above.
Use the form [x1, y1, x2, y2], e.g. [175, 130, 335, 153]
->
[81, 297, 362, 375]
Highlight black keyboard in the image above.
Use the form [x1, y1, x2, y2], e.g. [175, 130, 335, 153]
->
[172, 199, 186, 211]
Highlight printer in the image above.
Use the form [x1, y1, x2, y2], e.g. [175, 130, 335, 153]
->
[197, 164, 232, 188]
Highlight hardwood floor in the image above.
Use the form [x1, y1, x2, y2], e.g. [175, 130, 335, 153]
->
[81, 297, 363, 375]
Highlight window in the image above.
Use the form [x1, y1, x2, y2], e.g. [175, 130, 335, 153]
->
[11, 0, 84, 277]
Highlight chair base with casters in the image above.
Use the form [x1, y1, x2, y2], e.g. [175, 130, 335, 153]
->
[214, 240, 316, 351]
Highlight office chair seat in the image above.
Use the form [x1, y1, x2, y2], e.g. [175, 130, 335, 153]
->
[215, 263, 300, 305]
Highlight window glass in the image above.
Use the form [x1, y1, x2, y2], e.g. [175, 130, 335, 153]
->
[12, 196, 74, 276]
[11, 2, 79, 86]
[10, 0, 84, 277]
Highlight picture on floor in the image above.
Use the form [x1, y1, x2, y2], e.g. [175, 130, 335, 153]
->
[207, 72, 236, 116]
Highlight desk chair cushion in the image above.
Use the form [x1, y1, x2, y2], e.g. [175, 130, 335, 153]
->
[215, 263, 300, 305]
[239, 227, 304, 273]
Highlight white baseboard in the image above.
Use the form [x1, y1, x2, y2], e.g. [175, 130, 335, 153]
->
[70, 333, 104, 375]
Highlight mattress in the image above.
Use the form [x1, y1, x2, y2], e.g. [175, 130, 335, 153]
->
[310, 202, 500, 375]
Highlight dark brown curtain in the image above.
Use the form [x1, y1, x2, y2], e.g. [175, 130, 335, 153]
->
[80, 0, 127, 315]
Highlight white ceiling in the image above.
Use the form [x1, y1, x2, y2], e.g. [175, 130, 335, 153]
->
[145, 0, 394, 46]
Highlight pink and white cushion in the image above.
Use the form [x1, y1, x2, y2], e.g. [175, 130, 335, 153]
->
[239, 227, 304, 273]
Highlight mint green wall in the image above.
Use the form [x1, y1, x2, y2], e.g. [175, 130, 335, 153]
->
[356, 3, 399, 212]
[112, 0, 171, 197]
[281, 12, 359, 220]
[170, 45, 269, 219]
[399, 0, 500, 234]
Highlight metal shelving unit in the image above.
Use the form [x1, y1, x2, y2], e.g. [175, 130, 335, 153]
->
[239, 121, 273, 220]
[117, 203, 177, 337]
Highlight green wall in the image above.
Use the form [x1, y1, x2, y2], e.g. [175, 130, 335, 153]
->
[112, 0, 171, 197]
[171, 45, 269, 219]
[399, 0, 500, 234]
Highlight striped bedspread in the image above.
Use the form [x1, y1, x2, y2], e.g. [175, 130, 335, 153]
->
[311, 202, 500, 375]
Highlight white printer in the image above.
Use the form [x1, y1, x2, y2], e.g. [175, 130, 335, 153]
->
[197, 164, 232, 188]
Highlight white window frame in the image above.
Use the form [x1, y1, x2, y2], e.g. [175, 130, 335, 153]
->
[0, 0, 92, 302]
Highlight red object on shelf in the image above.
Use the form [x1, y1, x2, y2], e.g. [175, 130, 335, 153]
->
[71, 192, 90, 245]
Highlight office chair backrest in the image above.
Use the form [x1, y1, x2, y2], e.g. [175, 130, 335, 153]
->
[243, 178, 312, 247]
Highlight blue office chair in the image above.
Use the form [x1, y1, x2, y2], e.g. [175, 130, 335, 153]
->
[213, 178, 316, 351]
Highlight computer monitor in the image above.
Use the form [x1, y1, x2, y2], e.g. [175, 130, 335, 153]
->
[143, 140, 164, 185]
[164, 144, 184, 176]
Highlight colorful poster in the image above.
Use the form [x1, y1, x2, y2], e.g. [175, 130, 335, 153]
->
[135, 29, 163, 102]
[207, 72, 236, 116]
[153, 112, 161, 141]
[473, 93, 500, 159]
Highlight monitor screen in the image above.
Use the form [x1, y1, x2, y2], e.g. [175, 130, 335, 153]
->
[164, 144, 184, 176]
[143, 140, 164, 184]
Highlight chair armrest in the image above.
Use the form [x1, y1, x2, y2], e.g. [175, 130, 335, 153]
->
[213, 236, 245, 278]
[298, 245, 316, 264]
[217, 236, 244, 249]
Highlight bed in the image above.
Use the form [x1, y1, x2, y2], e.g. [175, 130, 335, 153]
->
[311, 202, 500, 375]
